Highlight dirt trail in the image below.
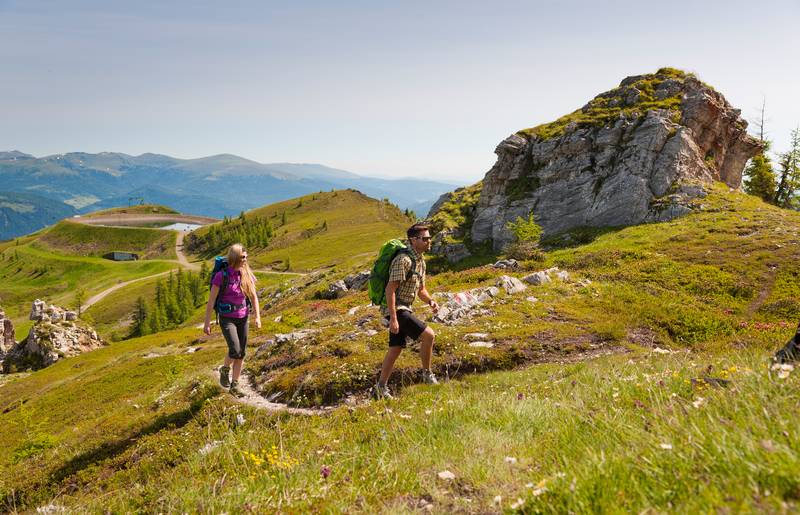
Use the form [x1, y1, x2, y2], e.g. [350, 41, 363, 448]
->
[214, 369, 323, 416]
[84, 270, 173, 310]
[745, 264, 779, 318]
[85, 232, 199, 311]
[175, 231, 201, 271]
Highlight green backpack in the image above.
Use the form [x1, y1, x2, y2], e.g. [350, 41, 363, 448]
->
[368, 239, 417, 306]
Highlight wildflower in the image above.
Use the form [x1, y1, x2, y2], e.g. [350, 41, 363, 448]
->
[504, 456, 518, 464]
[692, 397, 706, 409]
[510, 498, 525, 509]
[320, 465, 331, 479]
[425, 409, 432, 415]
[660, 443, 673, 450]
[532, 479, 548, 496]
[493, 495, 502, 506]
[517, 392, 524, 400]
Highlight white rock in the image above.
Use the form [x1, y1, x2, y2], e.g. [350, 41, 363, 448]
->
[469, 341, 494, 348]
[497, 275, 527, 294]
[437, 470, 456, 480]
[523, 271, 551, 285]
[464, 333, 489, 341]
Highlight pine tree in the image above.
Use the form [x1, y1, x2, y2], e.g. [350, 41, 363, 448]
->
[281, 211, 287, 226]
[132, 297, 148, 336]
[775, 128, 800, 209]
[743, 150, 776, 203]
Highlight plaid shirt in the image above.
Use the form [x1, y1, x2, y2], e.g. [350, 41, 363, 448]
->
[387, 245, 425, 311]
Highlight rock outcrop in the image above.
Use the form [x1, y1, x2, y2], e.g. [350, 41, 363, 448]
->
[0, 310, 15, 362]
[2, 300, 105, 373]
[438, 69, 763, 252]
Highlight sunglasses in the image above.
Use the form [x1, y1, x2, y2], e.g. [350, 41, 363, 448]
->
[415, 236, 432, 242]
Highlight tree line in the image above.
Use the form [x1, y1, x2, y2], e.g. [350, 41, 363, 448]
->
[185, 211, 274, 256]
[743, 104, 800, 208]
[131, 268, 205, 336]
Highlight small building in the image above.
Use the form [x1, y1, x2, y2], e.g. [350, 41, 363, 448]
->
[103, 251, 139, 261]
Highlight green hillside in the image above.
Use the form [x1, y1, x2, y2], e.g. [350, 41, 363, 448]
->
[82, 204, 179, 217]
[36, 221, 177, 260]
[1, 184, 799, 512]
[186, 189, 415, 271]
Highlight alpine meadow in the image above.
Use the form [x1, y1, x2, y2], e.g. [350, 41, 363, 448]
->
[2, 4, 800, 512]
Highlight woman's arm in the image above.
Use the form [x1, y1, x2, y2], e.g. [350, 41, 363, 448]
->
[251, 291, 261, 329]
[203, 284, 220, 335]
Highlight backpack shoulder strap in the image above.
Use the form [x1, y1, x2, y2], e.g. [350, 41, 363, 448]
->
[396, 248, 417, 281]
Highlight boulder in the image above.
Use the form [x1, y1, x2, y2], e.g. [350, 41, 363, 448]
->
[326, 280, 349, 299]
[492, 259, 520, 270]
[343, 271, 370, 291]
[0, 311, 15, 356]
[496, 275, 527, 295]
[523, 271, 551, 285]
[465, 70, 763, 250]
[29, 299, 46, 321]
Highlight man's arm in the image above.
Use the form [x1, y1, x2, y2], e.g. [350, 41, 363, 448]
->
[418, 286, 439, 314]
[386, 280, 400, 333]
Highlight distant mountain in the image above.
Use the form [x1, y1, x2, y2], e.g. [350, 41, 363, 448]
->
[0, 151, 460, 238]
[0, 191, 77, 240]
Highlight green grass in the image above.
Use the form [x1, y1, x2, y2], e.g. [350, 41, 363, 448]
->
[82, 204, 179, 217]
[0, 243, 175, 326]
[189, 190, 415, 271]
[1, 184, 800, 512]
[36, 221, 177, 260]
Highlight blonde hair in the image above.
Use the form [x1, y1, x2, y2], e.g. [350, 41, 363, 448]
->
[227, 243, 257, 303]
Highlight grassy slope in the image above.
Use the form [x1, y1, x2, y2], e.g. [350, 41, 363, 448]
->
[1, 185, 800, 512]
[36, 220, 177, 260]
[189, 189, 415, 271]
[0, 243, 175, 330]
[81, 204, 179, 217]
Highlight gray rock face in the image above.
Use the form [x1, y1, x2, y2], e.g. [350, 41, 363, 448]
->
[469, 74, 763, 250]
[3, 301, 106, 373]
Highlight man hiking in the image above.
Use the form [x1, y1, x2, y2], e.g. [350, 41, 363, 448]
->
[375, 223, 440, 399]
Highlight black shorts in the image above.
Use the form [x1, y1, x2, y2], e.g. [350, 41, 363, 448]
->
[389, 309, 427, 347]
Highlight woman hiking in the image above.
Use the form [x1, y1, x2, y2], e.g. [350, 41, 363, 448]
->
[203, 243, 261, 397]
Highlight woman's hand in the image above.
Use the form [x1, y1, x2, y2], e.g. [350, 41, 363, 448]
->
[255, 318, 262, 329]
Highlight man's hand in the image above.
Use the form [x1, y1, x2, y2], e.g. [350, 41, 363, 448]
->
[389, 317, 400, 334]
[429, 300, 439, 314]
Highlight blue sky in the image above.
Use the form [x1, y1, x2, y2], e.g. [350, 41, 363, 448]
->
[1, 0, 798, 183]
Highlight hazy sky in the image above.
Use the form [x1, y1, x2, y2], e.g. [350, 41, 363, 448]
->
[1, 0, 798, 184]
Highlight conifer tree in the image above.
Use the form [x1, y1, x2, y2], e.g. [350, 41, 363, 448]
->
[132, 297, 148, 336]
[775, 128, 800, 209]
[743, 149, 776, 203]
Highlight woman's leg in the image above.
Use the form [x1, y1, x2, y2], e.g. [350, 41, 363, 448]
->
[231, 317, 249, 383]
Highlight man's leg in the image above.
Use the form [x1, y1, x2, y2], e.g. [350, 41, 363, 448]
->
[419, 327, 435, 370]
[379, 346, 403, 385]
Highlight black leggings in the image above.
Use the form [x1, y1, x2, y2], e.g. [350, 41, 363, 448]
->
[220, 316, 248, 359]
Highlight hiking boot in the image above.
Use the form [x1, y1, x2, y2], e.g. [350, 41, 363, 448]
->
[774, 336, 800, 364]
[219, 365, 231, 388]
[229, 381, 245, 398]
[422, 370, 439, 385]
[372, 382, 394, 400]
